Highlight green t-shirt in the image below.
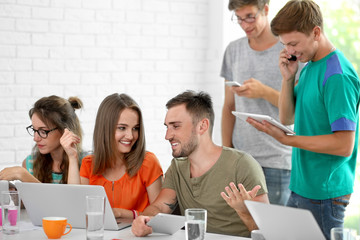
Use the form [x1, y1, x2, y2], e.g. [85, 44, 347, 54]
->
[291, 50, 360, 199]
[163, 146, 267, 237]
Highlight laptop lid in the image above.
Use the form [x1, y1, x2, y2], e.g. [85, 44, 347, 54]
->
[245, 200, 326, 240]
[15, 182, 131, 230]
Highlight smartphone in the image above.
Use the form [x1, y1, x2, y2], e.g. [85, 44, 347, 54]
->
[288, 55, 297, 61]
[225, 81, 242, 87]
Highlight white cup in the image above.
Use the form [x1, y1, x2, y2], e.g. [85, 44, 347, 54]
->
[85, 196, 105, 240]
[185, 208, 207, 240]
[331, 227, 357, 240]
[1, 191, 20, 234]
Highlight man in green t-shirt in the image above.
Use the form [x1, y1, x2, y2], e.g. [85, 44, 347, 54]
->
[247, 1, 360, 239]
[132, 90, 269, 237]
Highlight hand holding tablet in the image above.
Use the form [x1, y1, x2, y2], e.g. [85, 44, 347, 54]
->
[147, 213, 185, 235]
[232, 111, 295, 135]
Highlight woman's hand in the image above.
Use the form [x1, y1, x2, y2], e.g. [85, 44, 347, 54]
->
[60, 129, 80, 159]
[0, 166, 40, 183]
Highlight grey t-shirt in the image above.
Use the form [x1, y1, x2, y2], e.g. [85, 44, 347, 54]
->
[221, 38, 297, 170]
[163, 147, 267, 237]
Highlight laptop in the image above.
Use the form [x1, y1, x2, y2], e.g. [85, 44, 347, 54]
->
[15, 182, 131, 230]
[245, 200, 326, 240]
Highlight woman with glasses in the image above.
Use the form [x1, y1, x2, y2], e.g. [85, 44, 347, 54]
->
[0, 95, 83, 184]
[80, 93, 163, 219]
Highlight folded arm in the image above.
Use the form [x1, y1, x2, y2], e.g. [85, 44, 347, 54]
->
[0, 160, 40, 183]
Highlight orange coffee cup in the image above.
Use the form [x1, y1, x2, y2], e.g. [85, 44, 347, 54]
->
[42, 217, 72, 239]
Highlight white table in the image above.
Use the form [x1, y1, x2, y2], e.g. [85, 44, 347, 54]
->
[0, 210, 250, 240]
[0, 227, 250, 240]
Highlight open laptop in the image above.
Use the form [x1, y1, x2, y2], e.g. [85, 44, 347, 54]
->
[15, 182, 131, 230]
[245, 200, 326, 240]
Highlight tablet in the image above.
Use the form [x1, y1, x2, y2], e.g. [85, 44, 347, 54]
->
[147, 213, 185, 235]
[232, 111, 295, 135]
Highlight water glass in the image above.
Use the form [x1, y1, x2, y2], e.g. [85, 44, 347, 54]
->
[185, 208, 207, 240]
[331, 227, 357, 240]
[1, 191, 20, 234]
[251, 229, 266, 240]
[85, 196, 105, 240]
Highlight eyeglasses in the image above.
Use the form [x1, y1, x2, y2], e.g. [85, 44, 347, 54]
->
[26, 125, 58, 139]
[231, 10, 261, 24]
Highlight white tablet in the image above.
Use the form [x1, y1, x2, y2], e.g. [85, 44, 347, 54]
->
[232, 111, 295, 135]
[147, 213, 185, 235]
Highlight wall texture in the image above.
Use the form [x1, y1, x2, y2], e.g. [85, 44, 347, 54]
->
[0, 0, 224, 171]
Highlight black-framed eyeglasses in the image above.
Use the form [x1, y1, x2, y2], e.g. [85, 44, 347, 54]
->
[231, 10, 261, 24]
[26, 125, 58, 139]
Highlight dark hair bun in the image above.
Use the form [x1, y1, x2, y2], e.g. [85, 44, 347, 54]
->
[68, 96, 83, 110]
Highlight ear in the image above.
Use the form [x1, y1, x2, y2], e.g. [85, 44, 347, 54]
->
[312, 26, 321, 41]
[198, 118, 209, 135]
[263, 4, 269, 16]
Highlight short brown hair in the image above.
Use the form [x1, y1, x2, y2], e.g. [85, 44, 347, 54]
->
[228, 0, 269, 11]
[92, 93, 145, 177]
[29, 95, 83, 183]
[166, 90, 215, 137]
[271, 0, 323, 36]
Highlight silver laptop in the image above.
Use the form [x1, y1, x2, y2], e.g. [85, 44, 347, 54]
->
[245, 200, 326, 240]
[15, 182, 131, 230]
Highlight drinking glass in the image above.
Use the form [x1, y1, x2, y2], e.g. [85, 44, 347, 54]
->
[331, 227, 357, 240]
[1, 191, 20, 234]
[85, 196, 105, 240]
[185, 208, 207, 240]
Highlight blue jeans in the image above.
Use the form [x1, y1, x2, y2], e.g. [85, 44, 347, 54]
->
[262, 167, 291, 206]
[286, 191, 350, 240]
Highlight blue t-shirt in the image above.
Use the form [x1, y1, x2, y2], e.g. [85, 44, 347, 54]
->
[291, 50, 360, 199]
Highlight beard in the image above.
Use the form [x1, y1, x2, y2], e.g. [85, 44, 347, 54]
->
[172, 129, 198, 158]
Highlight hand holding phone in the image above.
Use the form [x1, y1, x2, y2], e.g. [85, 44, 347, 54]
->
[288, 55, 297, 61]
[225, 81, 242, 87]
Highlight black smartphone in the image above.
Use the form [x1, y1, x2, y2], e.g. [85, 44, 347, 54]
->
[288, 55, 297, 61]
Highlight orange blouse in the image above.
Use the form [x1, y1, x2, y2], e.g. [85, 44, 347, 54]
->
[80, 152, 163, 212]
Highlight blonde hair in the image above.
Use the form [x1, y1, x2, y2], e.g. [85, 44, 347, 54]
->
[92, 93, 145, 177]
[29, 95, 83, 183]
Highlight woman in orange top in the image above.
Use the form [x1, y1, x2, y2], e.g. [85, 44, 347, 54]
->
[80, 93, 163, 219]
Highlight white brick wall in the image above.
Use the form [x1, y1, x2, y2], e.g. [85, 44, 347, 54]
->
[0, 0, 224, 172]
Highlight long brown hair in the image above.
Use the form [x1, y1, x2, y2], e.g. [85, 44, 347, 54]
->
[92, 93, 145, 177]
[29, 95, 83, 183]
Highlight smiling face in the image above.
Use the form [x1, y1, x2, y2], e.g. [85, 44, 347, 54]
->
[279, 27, 322, 62]
[114, 108, 140, 157]
[31, 113, 62, 155]
[164, 104, 199, 158]
[234, 5, 268, 39]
